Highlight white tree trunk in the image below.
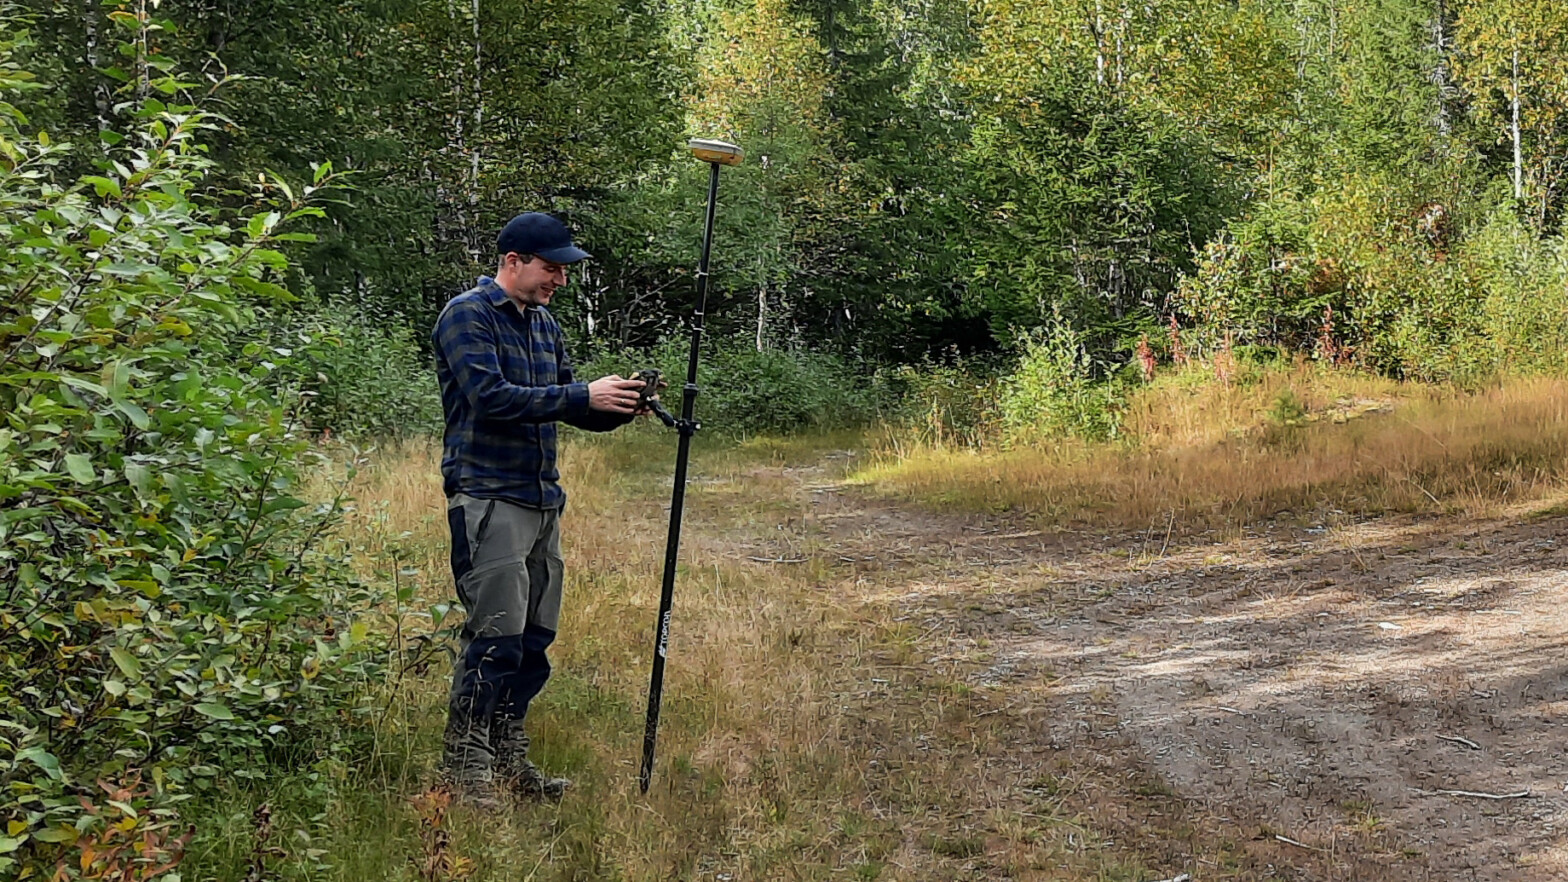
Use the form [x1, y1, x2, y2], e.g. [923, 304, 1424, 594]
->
[756, 281, 767, 352]
[471, 0, 482, 219]
[135, 0, 150, 101]
[1512, 45, 1523, 201]
[1430, 0, 1452, 136]
[1094, 0, 1106, 87]
[84, 0, 109, 129]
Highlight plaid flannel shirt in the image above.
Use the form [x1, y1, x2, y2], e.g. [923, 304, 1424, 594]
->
[433, 276, 628, 509]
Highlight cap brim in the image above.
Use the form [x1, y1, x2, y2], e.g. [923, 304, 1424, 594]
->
[537, 245, 591, 264]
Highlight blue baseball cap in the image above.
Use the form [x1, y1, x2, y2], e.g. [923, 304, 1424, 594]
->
[497, 212, 591, 264]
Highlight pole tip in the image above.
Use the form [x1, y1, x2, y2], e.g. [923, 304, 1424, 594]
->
[688, 138, 744, 166]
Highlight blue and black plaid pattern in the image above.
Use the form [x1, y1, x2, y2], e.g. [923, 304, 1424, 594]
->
[433, 276, 626, 509]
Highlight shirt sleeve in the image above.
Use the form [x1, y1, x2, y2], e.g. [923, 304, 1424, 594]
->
[434, 301, 591, 424]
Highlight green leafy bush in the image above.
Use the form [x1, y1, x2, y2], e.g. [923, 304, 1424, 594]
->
[1444, 208, 1568, 383]
[997, 323, 1127, 444]
[580, 338, 880, 435]
[0, 38, 382, 877]
[263, 301, 442, 439]
[1178, 178, 1568, 385]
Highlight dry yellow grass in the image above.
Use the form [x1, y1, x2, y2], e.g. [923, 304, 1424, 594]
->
[191, 370, 1568, 880]
[194, 430, 1153, 882]
[860, 371, 1568, 532]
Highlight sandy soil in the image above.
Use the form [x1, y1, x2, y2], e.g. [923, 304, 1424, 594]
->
[734, 454, 1568, 881]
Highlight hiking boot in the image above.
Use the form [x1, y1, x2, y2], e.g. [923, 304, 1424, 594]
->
[446, 777, 505, 812]
[441, 695, 502, 808]
[509, 757, 571, 801]
[493, 719, 571, 801]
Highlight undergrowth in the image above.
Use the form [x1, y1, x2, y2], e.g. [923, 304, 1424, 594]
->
[177, 432, 1157, 881]
[861, 364, 1568, 532]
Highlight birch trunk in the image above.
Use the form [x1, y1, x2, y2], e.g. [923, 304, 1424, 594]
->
[135, 0, 150, 101]
[84, 0, 109, 130]
[1093, 0, 1106, 87]
[1512, 44, 1523, 201]
[470, 0, 483, 261]
[756, 280, 767, 352]
[1431, 0, 1453, 136]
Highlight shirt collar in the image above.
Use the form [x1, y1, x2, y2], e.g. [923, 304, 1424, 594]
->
[476, 276, 511, 308]
[476, 275, 540, 315]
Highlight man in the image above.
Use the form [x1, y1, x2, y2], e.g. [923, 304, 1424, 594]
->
[432, 211, 648, 806]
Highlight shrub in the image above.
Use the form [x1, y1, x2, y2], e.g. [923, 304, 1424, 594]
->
[0, 39, 382, 878]
[997, 323, 1127, 444]
[263, 300, 442, 439]
[872, 359, 1003, 450]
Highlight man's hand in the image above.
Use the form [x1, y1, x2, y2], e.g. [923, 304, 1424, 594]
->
[588, 375, 648, 414]
[630, 369, 669, 417]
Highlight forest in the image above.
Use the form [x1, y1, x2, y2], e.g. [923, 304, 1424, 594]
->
[3, 0, 1568, 879]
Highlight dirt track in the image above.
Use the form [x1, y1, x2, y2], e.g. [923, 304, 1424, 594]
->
[737, 453, 1568, 880]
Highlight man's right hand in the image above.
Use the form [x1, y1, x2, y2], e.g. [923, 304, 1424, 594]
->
[588, 375, 649, 414]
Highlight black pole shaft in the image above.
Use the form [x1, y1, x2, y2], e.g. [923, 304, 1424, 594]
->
[640, 161, 721, 793]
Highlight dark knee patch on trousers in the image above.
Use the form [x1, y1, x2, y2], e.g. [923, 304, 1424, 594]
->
[521, 622, 557, 653]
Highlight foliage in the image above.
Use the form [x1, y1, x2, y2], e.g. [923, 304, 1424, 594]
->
[9, 0, 1568, 397]
[580, 339, 880, 436]
[964, 88, 1234, 351]
[1457, 0, 1568, 229]
[0, 43, 382, 878]
[263, 301, 443, 440]
[997, 323, 1127, 444]
[874, 359, 1004, 450]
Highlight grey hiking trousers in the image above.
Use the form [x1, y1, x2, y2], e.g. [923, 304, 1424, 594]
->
[442, 493, 564, 782]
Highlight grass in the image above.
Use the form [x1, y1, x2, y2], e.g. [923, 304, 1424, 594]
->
[176, 365, 1568, 880]
[860, 366, 1568, 533]
[179, 427, 1147, 882]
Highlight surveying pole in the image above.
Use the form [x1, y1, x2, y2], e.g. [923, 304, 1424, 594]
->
[639, 138, 744, 794]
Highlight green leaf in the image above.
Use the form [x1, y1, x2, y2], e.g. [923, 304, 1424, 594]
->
[194, 702, 234, 720]
[110, 646, 143, 680]
[124, 462, 151, 497]
[264, 170, 294, 202]
[60, 375, 108, 396]
[64, 453, 95, 484]
[82, 175, 122, 198]
[114, 398, 151, 430]
[32, 826, 76, 844]
[15, 747, 63, 781]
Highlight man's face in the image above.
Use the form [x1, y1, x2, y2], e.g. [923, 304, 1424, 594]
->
[501, 253, 568, 308]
